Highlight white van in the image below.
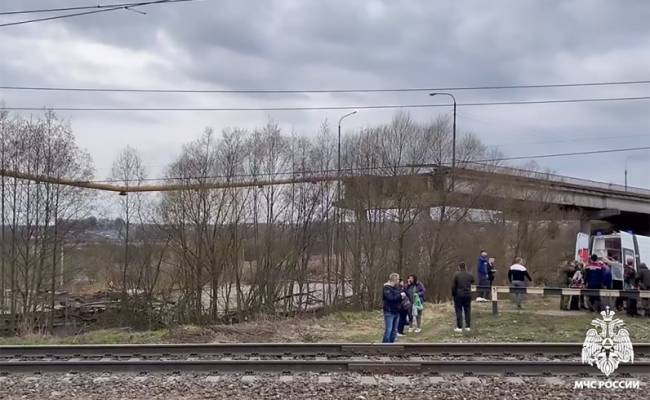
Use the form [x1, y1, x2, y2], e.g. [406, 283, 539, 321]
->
[575, 231, 650, 268]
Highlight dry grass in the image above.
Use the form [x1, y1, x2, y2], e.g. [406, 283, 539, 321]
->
[309, 296, 650, 343]
[0, 328, 168, 345]
[2, 296, 650, 344]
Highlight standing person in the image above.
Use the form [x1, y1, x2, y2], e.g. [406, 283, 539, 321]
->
[396, 280, 411, 336]
[411, 291, 423, 333]
[635, 262, 650, 316]
[488, 257, 497, 298]
[508, 257, 532, 309]
[601, 261, 613, 309]
[584, 254, 605, 312]
[406, 274, 426, 333]
[382, 273, 405, 343]
[559, 260, 577, 310]
[476, 250, 490, 302]
[623, 259, 641, 317]
[452, 262, 474, 332]
[569, 262, 586, 310]
[603, 256, 624, 310]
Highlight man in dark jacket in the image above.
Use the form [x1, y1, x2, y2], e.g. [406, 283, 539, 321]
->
[476, 250, 490, 301]
[397, 280, 411, 336]
[452, 262, 475, 332]
[382, 272, 405, 343]
[488, 257, 497, 297]
[636, 263, 650, 317]
[624, 260, 639, 316]
[584, 254, 605, 312]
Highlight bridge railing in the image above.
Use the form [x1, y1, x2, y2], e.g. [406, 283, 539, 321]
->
[462, 162, 650, 197]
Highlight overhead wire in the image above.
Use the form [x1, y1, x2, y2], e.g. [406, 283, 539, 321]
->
[1, 79, 649, 94]
[0, 0, 199, 27]
[0, 0, 195, 15]
[0, 6, 125, 27]
[485, 133, 650, 148]
[2, 95, 650, 112]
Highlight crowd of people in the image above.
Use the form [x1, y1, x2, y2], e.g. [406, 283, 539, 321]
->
[559, 254, 650, 316]
[381, 249, 650, 342]
[381, 249, 534, 342]
[381, 273, 426, 343]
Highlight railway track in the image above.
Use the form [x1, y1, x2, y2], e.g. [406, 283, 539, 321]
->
[1, 343, 649, 376]
[5, 342, 650, 357]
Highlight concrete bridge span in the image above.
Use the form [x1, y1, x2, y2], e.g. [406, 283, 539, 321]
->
[338, 164, 650, 235]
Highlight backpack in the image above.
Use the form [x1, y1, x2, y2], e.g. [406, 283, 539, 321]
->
[413, 293, 423, 311]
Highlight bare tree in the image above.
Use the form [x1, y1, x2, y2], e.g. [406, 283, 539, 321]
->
[0, 110, 93, 332]
[0, 108, 583, 331]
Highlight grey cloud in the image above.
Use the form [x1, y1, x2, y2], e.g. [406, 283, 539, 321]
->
[0, 0, 648, 185]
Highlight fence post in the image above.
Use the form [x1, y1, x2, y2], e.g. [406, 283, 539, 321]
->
[491, 286, 498, 315]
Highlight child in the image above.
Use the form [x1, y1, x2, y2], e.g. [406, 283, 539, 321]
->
[410, 292, 423, 332]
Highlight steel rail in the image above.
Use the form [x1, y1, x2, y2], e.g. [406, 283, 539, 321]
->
[3, 343, 650, 358]
[0, 359, 649, 375]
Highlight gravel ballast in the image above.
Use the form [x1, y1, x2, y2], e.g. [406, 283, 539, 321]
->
[0, 373, 645, 400]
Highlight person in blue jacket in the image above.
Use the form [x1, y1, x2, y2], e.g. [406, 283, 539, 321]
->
[382, 273, 405, 343]
[584, 254, 605, 312]
[476, 250, 490, 301]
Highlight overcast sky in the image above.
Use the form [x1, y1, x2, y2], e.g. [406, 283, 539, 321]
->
[1, 0, 649, 188]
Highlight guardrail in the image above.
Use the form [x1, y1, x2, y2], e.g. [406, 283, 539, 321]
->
[472, 285, 650, 315]
[460, 162, 650, 197]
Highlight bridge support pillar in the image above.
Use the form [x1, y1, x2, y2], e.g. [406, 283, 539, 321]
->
[579, 219, 592, 235]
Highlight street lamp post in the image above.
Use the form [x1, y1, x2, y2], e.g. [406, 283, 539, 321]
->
[338, 111, 357, 185]
[429, 92, 456, 187]
[336, 111, 356, 301]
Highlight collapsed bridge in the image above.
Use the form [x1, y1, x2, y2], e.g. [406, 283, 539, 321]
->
[338, 164, 650, 235]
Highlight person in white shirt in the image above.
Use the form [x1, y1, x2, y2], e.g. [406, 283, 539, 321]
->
[508, 257, 532, 309]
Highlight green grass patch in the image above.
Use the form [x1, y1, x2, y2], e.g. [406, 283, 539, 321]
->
[312, 296, 650, 343]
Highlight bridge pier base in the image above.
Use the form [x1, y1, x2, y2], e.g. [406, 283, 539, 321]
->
[579, 219, 592, 235]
